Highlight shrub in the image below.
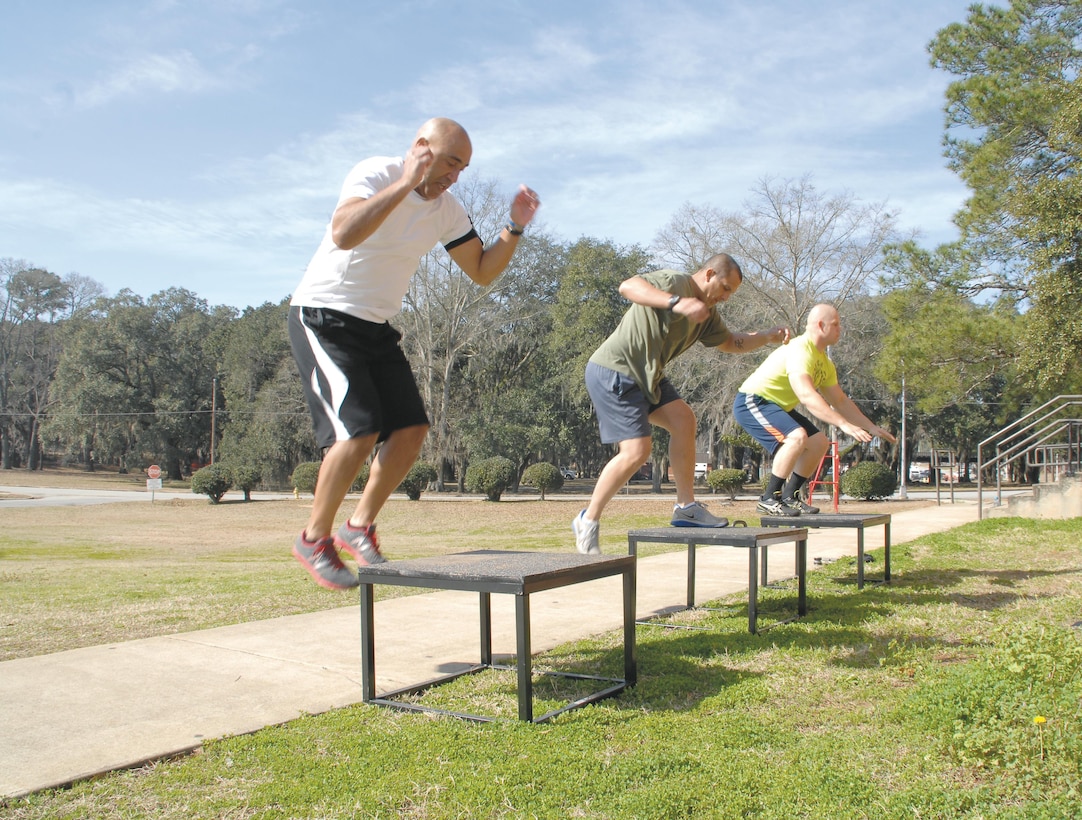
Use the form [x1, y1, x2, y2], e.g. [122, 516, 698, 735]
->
[291, 461, 321, 496]
[521, 462, 564, 500]
[706, 467, 746, 500]
[840, 461, 897, 500]
[465, 456, 516, 501]
[227, 464, 262, 502]
[398, 461, 437, 501]
[190, 464, 233, 504]
[352, 463, 370, 493]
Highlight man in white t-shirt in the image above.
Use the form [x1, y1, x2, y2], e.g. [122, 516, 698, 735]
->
[289, 117, 541, 589]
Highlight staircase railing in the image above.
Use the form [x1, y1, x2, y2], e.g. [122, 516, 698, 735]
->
[976, 395, 1082, 520]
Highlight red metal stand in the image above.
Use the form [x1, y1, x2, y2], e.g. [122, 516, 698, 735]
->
[807, 441, 840, 513]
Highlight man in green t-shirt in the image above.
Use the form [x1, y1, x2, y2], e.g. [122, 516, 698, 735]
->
[573, 253, 790, 554]
[733, 303, 896, 517]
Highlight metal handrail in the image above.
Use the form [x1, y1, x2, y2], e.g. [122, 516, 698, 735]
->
[977, 395, 1082, 519]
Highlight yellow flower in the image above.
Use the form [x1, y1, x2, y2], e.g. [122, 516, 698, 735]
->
[1034, 715, 1047, 725]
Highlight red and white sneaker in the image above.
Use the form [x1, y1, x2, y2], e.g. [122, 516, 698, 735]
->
[292, 533, 358, 589]
[334, 522, 388, 566]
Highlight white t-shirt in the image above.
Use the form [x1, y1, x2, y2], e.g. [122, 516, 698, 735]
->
[291, 156, 477, 323]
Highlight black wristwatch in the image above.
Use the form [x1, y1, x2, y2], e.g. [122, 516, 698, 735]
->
[667, 294, 681, 311]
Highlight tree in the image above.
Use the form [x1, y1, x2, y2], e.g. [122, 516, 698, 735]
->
[464, 455, 516, 501]
[929, 1, 1082, 379]
[228, 464, 262, 501]
[191, 464, 233, 503]
[398, 461, 437, 501]
[875, 282, 1022, 476]
[1018, 78, 1082, 391]
[398, 177, 551, 489]
[652, 177, 903, 471]
[211, 299, 316, 488]
[44, 288, 226, 478]
[706, 467, 746, 500]
[548, 238, 653, 477]
[521, 462, 563, 500]
[0, 261, 80, 469]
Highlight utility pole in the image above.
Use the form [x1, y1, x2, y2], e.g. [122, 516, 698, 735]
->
[210, 375, 218, 465]
[899, 371, 907, 500]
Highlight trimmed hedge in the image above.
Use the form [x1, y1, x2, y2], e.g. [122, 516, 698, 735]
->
[840, 461, 897, 500]
[705, 467, 746, 500]
[191, 463, 233, 503]
[291, 461, 321, 496]
[465, 456, 517, 501]
[521, 462, 564, 500]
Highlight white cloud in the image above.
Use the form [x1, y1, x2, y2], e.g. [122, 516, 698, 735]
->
[54, 51, 220, 110]
[0, 0, 978, 308]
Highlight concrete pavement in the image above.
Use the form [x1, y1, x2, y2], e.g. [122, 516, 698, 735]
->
[0, 500, 981, 800]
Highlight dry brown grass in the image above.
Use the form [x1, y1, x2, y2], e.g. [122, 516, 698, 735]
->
[0, 466, 932, 661]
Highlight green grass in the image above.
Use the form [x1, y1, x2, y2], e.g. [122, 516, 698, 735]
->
[3, 516, 1081, 818]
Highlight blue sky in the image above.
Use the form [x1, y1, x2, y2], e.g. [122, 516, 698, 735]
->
[0, 0, 982, 310]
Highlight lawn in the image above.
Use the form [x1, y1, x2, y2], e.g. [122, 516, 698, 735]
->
[1, 470, 1079, 818]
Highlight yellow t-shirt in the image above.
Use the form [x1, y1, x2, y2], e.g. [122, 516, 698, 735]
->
[737, 333, 837, 411]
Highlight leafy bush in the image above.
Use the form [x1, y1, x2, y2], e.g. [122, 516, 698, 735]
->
[705, 467, 746, 500]
[352, 463, 370, 493]
[840, 461, 897, 500]
[290, 461, 321, 496]
[190, 463, 233, 504]
[465, 456, 516, 501]
[227, 464, 262, 502]
[398, 461, 437, 501]
[521, 462, 564, 500]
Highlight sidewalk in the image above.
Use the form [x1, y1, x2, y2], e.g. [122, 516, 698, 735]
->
[0, 502, 979, 799]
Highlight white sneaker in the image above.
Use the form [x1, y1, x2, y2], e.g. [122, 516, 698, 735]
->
[572, 509, 601, 554]
[671, 501, 729, 528]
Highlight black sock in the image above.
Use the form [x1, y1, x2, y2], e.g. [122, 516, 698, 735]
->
[762, 474, 785, 500]
[782, 473, 808, 500]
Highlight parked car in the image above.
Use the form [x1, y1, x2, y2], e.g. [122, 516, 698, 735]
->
[694, 462, 709, 479]
[560, 467, 577, 480]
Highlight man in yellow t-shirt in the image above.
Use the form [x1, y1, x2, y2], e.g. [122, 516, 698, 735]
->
[733, 303, 896, 517]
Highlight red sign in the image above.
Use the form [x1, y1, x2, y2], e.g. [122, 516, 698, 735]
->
[147, 464, 162, 479]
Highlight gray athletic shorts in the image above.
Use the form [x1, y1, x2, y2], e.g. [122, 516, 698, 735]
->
[585, 361, 680, 444]
[289, 306, 429, 450]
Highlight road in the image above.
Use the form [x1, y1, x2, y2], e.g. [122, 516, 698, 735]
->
[0, 483, 1028, 509]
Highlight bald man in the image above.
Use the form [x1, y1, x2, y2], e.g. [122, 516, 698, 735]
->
[289, 118, 541, 588]
[733, 303, 896, 517]
[572, 254, 790, 554]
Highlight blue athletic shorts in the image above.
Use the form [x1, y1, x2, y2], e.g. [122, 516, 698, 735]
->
[733, 392, 821, 456]
[585, 361, 679, 444]
[289, 306, 429, 450]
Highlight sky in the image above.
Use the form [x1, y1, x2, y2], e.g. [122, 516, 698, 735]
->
[0, 0, 985, 311]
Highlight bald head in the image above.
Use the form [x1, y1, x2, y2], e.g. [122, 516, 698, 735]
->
[416, 117, 470, 146]
[411, 118, 472, 200]
[806, 303, 842, 348]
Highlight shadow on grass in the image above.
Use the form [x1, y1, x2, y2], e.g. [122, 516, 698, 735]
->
[367, 533, 1082, 721]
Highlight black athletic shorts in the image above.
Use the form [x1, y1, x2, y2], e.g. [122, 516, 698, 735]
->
[288, 305, 429, 450]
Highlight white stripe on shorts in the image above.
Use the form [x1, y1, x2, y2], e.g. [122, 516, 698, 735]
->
[302, 320, 352, 442]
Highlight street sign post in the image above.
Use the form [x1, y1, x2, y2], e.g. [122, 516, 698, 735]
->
[147, 465, 162, 500]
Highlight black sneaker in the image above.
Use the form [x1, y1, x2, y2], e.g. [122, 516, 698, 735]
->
[757, 497, 802, 517]
[784, 493, 820, 515]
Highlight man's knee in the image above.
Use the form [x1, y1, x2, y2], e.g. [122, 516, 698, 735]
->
[783, 427, 808, 448]
[807, 431, 829, 454]
[619, 437, 652, 465]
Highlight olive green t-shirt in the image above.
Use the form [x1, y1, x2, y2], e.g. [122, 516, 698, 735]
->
[589, 270, 731, 405]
